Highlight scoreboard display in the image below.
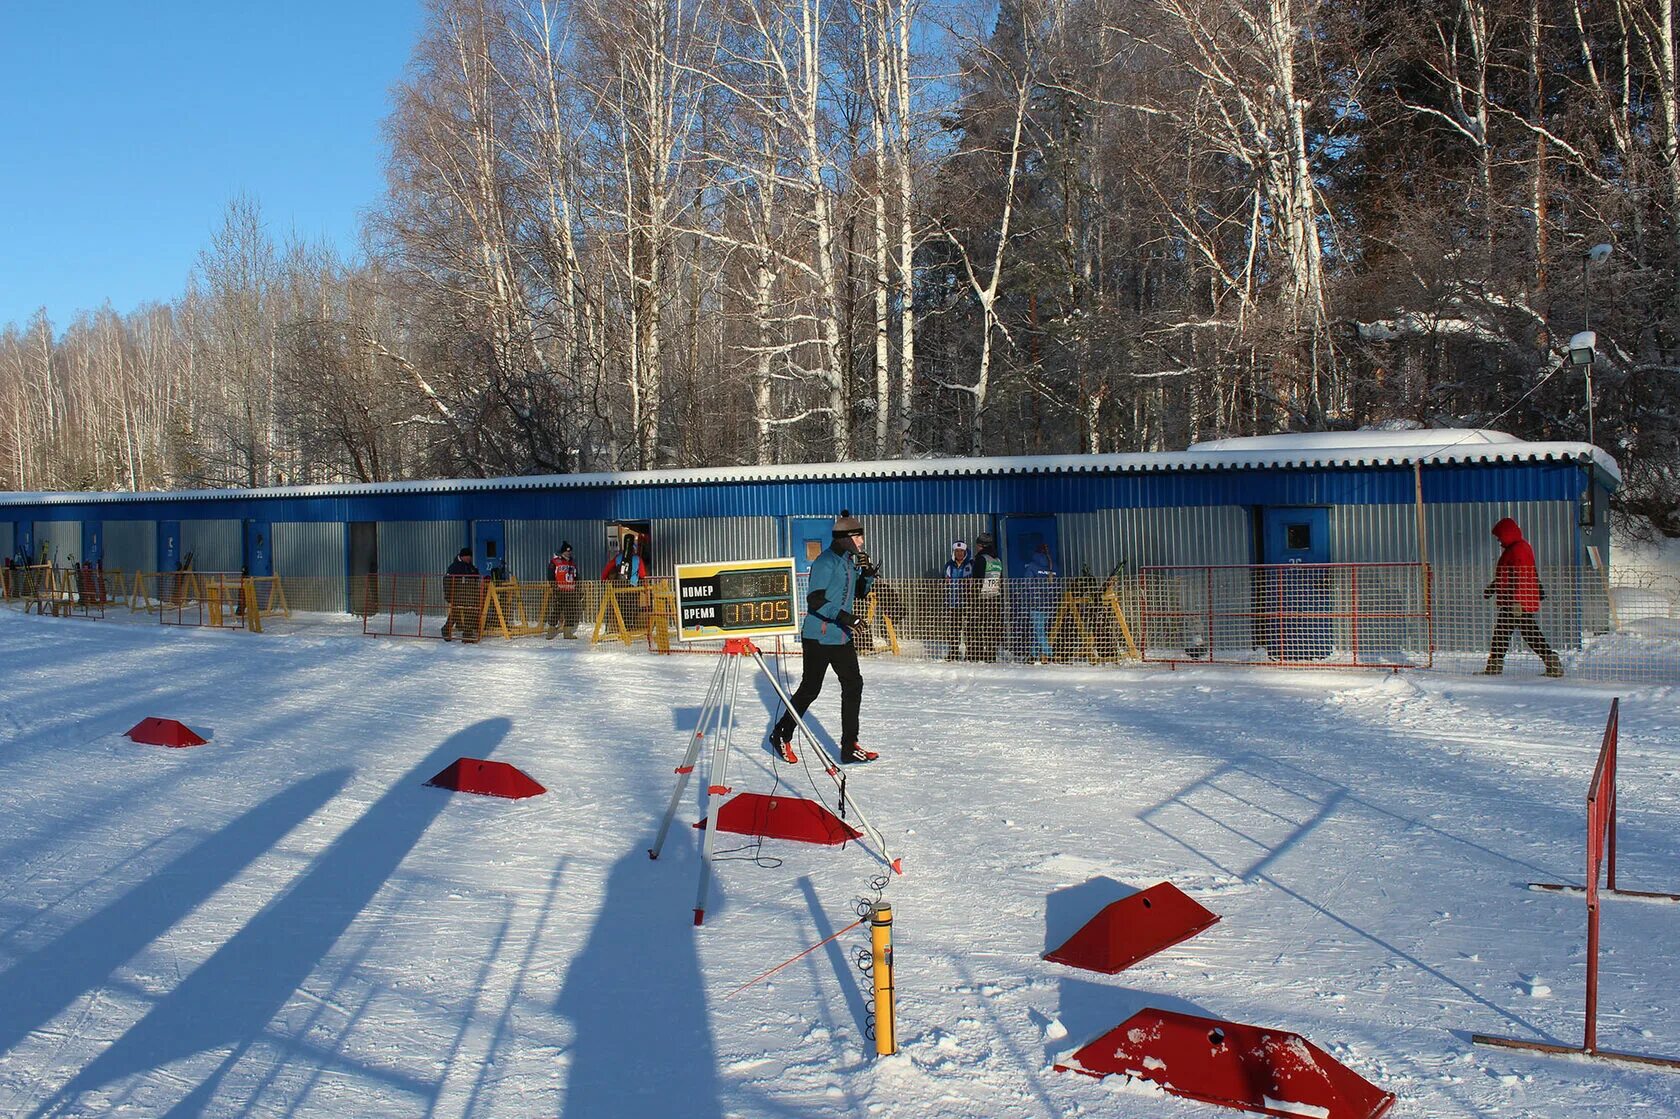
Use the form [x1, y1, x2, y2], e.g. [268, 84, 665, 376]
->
[675, 557, 800, 642]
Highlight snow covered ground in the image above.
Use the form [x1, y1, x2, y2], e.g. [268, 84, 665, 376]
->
[0, 611, 1676, 1118]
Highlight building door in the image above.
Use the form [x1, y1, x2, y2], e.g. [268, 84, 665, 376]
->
[474, 520, 506, 580]
[82, 522, 102, 567]
[244, 519, 273, 577]
[787, 517, 832, 574]
[1260, 507, 1331, 660]
[348, 522, 378, 615]
[158, 521, 181, 572]
[12, 522, 29, 563]
[1001, 515, 1059, 579]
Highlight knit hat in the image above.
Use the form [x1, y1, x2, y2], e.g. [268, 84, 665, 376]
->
[952, 540, 967, 552]
[832, 509, 864, 535]
[976, 532, 995, 548]
[458, 547, 472, 559]
[560, 541, 572, 553]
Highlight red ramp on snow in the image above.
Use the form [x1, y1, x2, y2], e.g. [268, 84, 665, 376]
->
[699, 792, 862, 845]
[1057, 1008, 1395, 1119]
[1045, 881, 1219, 973]
[126, 718, 208, 748]
[426, 758, 546, 800]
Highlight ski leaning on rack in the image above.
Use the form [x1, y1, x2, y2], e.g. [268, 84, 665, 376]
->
[648, 638, 900, 925]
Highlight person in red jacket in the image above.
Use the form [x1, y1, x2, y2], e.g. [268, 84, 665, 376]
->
[1482, 517, 1563, 677]
[545, 542, 581, 639]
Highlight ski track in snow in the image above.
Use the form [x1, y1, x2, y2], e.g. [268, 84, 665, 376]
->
[0, 612, 1676, 1117]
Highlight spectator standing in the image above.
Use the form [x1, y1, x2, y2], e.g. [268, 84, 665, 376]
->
[1481, 517, 1563, 677]
[769, 510, 879, 765]
[1025, 543, 1057, 663]
[602, 534, 649, 630]
[966, 532, 1005, 661]
[546, 542, 582, 639]
[442, 547, 482, 643]
[940, 541, 973, 660]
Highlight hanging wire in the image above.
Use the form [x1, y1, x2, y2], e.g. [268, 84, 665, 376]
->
[852, 873, 891, 1044]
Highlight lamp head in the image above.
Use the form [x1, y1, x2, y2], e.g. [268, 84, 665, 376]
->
[1568, 330, 1597, 366]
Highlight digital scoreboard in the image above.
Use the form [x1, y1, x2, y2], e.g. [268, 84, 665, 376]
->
[674, 557, 800, 642]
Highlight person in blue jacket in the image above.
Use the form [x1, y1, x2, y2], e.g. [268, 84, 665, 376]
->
[1024, 542, 1057, 662]
[770, 510, 879, 765]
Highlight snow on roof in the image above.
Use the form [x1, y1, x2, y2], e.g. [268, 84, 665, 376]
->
[0, 429, 1617, 506]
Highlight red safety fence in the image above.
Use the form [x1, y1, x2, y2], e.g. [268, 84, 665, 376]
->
[1583, 698, 1619, 1052]
[1476, 698, 1680, 1068]
[1139, 563, 1434, 670]
[360, 573, 471, 640]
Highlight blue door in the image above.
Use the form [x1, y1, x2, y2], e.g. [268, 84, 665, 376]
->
[16, 522, 33, 563]
[244, 519, 272, 577]
[158, 521, 181, 572]
[1002, 515, 1059, 579]
[473, 520, 506, 580]
[1261, 507, 1331, 660]
[787, 517, 832, 574]
[81, 522, 102, 567]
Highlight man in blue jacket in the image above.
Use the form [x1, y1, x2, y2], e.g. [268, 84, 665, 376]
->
[770, 510, 879, 765]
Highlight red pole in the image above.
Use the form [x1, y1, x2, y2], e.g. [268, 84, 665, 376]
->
[1607, 711, 1618, 892]
[1585, 893, 1600, 1053]
[1205, 567, 1213, 660]
[1351, 567, 1361, 664]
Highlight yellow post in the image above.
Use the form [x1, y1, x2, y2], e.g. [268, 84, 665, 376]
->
[243, 578, 264, 633]
[871, 902, 897, 1055]
[207, 582, 224, 627]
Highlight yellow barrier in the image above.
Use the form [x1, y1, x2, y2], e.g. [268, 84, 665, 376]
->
[592, 583, 643, 645]
[857, 592, 901, 656]
[478, 579, 548, 640]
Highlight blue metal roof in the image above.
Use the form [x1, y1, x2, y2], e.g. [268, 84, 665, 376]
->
[6, 459, 1599, 524]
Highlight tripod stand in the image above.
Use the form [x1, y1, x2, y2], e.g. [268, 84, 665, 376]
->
[649, 637, 898, 925]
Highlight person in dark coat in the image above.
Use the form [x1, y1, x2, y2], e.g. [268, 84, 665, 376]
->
[769, 510, 879, 765]
[965, 532, 1005, 661]
[442, 547, 482, 643]
[545, 542, 582, 639]
[1482, 517, 1562, 677]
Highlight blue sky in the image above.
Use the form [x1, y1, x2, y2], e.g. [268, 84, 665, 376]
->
[0, 2, 423, 330]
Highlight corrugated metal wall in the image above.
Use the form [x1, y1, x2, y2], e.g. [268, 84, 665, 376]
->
[1061, 507, 1251, 578]
[103, 521, 157, 573]
[273, 522, 347, 612]
[273, 522, 346, 580]
[180, 520, 241, 572]
[649, 517, 778, 577]
[33, 521, 81, 565]
[506, 520, 605, 583]
[379, 520, 469, 575]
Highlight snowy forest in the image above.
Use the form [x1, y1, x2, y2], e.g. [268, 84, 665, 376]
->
[2, 0, 1678, 531]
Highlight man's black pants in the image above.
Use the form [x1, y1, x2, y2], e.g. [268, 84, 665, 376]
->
[773, 640, 863, 747]
[1489, 606, 1555, 665]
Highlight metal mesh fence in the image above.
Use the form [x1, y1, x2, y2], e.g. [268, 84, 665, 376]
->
[5, 563, 1679, 684]
[1139, 563, 1434, 669]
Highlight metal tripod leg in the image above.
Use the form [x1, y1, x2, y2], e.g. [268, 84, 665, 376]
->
[693, 651, 747, 925]
[649, 652, 731, 861]
[749, 646, 899, 875]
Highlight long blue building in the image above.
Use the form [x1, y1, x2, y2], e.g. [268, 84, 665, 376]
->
[2, 429, 1616, 649]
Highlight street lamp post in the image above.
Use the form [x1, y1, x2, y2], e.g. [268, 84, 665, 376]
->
[1575, 242, 1613, 448]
